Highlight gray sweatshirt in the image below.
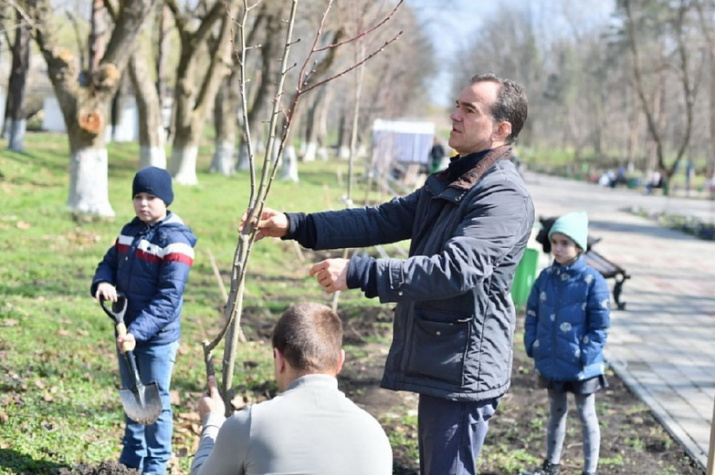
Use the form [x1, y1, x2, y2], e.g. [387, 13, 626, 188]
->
[190, 374, 393, 475]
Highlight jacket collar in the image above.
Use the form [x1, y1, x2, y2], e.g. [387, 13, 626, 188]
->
[550, 254, 588, 278]
[437, 145, 512, 191]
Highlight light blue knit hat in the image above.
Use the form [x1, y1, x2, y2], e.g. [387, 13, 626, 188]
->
[548, 211, 589, 250]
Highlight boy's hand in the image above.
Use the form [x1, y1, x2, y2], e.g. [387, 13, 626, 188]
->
[240, 207, 289, 241]
[198, 375, 226, 420]
[96, 282, 117, 302]
[117, 332, 136, 353]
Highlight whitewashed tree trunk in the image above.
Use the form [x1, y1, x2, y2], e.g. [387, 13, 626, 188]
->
[303, 141, 318, 162]
[280, 145, 299, 182]
[236, 142, 250, 171]
[128, 51, 166, 168]
[170, 145, 199, 185]
[210, 139, 236, 175]
[68, 147, 115, 216]
[139, 146, 167, 168]
[8, 119, 26, 152]
[317, 146, 329, 160]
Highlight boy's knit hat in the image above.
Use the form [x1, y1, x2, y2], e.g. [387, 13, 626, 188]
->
[132, 167, 174, 206]
[548, 211, 589, 250]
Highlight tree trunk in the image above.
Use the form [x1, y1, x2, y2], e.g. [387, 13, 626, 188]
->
[156, 4, 171, 116]
[30, 0, 160, 216]
[169, 0, 240, 185]
[280, 145, 299, 182]
[210, 75, 237, 175]
[128, 50, 166, 168]
[8, 8, 30, 152]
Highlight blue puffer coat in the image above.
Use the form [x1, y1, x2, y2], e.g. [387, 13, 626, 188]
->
[524, 256, 610, 381]
[91, 212, 197, 346]
[288, 147, 535, 402]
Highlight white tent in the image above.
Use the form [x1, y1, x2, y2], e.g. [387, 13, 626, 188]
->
[371, 119, 434, 167]
[370, 119, 435, 193]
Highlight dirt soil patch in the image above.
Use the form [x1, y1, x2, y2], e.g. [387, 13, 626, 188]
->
[62, 306, 704, 475]
[336, 307, 705, 475]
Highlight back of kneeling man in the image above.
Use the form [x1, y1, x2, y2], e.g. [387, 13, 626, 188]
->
[190, 302, 393, 475]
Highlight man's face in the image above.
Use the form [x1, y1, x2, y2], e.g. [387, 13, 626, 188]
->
[448, 81, 502, 155]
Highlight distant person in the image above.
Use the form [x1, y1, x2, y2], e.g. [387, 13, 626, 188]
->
[242, 72, 534, 475]
[523, 211, 611, 475]
[91, 166, 197, 475]
[190, 302, 392, 475]
[429, 136, 446, 173]
[643, 170, 664, 194]
[685, 161, 694, 195]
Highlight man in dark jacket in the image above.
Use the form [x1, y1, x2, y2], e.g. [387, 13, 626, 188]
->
[245, 73, 534, 475]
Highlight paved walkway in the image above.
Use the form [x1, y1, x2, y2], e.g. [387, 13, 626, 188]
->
[523, 171, 715, 471]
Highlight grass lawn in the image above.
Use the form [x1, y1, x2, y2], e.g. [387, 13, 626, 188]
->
[0, 132, 388, 474]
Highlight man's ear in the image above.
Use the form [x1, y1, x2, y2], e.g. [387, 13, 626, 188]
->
[494, 121, 512, 142]
[274, 348, 286, 373]
[335, 349, 346, 376]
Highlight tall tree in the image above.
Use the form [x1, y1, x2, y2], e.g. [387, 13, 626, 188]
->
[25, 0, 160, 216]
[619, 0, 701, 184]
[7, 6, 31, 151]
[165, 0, 240, 185]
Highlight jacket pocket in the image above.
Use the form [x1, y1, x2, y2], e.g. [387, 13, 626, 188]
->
[406, 315, 472, 385]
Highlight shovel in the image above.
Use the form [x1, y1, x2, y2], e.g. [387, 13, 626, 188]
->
[100, 294, 162, 425]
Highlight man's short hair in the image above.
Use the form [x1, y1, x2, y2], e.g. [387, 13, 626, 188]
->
[471, 72, 528, 144]
[272, 302, 343, 372]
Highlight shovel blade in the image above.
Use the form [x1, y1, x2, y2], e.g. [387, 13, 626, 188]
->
[119, 381, 162, 425]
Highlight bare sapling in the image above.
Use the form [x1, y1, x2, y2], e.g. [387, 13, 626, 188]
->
[200, 0, 403, 411]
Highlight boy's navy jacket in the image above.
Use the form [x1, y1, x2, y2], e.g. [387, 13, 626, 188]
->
[91, 212, 197, 346]
[524, 255, 611, 382]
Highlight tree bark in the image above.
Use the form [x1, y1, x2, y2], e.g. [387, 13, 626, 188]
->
[7, 8, 30, 152]
[210, 75, 237, 175]
[168, 0, 241, 185]
[128, 50, 167, 168]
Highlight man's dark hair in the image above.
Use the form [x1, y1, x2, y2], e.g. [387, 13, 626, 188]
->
[471, 72, 528, 144]
[272, 302, 343, 372]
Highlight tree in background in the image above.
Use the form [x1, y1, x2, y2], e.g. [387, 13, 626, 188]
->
[6, 5, 31, 152]
[165, 0, 240, 185]
[20, 0, 159, 216]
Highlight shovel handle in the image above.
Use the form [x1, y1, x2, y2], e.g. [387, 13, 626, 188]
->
[100, 292, 128, 323]
[115, 321, 134, 354]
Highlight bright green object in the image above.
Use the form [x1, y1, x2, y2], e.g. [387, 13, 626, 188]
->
[511, 248, 539, 308]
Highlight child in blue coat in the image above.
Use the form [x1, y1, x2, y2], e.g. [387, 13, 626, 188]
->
[91, 167, 197, 475]
[523, 211, 610, 475]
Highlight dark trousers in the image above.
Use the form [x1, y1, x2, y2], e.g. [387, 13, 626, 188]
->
[418, 394, 498, 475]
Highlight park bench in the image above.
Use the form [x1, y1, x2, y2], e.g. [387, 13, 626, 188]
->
[536, 216, 630, 310]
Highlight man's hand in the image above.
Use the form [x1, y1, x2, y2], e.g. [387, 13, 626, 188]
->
[95, 282, 117, 302]
[198, 375, 226, 420]
[240, 207, 289, 241]
[309, 259, 349, 293]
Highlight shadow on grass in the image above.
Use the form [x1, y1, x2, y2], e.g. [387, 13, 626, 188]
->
[0, 448, 68, 474]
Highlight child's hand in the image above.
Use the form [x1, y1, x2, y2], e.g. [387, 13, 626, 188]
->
[96, 282, 117, 302]
[117, 332, 136, 353]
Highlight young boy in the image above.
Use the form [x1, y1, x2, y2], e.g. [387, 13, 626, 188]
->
[91, 166, 197, 475]
[523, 211, 611, 475]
